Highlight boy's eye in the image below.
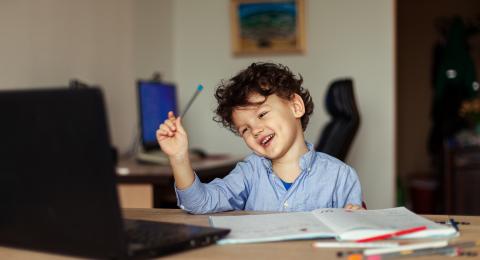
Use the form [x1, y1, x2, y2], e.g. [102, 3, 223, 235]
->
[258, 111, 268, 118]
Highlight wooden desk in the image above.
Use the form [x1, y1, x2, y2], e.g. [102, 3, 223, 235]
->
[1, 208, 479, 259]
[116, 155, 241, 208]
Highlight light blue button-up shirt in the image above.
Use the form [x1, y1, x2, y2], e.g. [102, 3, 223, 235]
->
[175, 143, 362, 214]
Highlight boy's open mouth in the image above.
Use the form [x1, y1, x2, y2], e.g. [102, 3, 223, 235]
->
[260, 133, 275, 147]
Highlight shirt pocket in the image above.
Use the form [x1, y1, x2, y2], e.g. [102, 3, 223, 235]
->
[289, 196, 313, 211]
[302, 194, 334, 210]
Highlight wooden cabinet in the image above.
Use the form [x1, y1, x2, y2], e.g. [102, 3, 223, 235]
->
[444, 145, 480, 215]
[117, 184, 153, 208]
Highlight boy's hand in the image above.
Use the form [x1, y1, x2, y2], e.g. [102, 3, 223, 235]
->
[156, 111, 189, 160]
[344, 204, 365, 210]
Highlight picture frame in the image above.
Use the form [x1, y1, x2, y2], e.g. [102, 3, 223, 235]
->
[230, 0, 306, 55]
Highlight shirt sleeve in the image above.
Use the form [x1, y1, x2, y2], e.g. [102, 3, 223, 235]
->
[174, 161, 251, 214]
[334, 165, 363, 208]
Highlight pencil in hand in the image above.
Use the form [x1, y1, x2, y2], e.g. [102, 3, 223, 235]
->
[181, 84, 203, 118]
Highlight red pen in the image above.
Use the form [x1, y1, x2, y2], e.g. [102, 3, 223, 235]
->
[355, 226, 427, 243]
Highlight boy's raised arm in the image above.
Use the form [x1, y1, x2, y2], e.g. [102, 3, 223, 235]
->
[156, 111, 195, 189]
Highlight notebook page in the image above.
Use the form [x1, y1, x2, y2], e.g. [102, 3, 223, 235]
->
[312, 208, 382, 234]
[209, 212, 335, 244]
[311, 207, 457, 240]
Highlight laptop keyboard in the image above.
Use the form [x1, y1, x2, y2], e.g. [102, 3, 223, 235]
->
[123, 218, 229, 257]
[125, 220, 179, 248]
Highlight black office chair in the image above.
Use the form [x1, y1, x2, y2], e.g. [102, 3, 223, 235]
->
[315, 78, 360, 162]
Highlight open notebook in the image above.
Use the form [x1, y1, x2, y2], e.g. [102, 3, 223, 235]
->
[209, 207, 457, 245]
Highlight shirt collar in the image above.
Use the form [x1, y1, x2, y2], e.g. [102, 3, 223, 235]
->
[300, 142, 316, 172]
[259, 142, 316, 173]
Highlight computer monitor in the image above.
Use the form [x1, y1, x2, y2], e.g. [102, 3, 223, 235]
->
[137, 80, 178, 151]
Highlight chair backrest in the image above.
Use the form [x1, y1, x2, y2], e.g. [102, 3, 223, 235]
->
[315, 78, 360, 161]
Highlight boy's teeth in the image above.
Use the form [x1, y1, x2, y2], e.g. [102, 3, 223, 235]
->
[261, 134, 274, 145]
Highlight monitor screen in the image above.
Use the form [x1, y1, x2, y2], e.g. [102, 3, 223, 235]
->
[137, 80, 178, 150]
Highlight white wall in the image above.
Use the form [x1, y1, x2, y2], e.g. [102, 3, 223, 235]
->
[133, 0, 174, 82]
[172, 0, 395, 209]
[0, 0, 136, 151]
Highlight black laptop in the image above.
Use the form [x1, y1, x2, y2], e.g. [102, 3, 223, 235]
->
[0, 87, 229, 259]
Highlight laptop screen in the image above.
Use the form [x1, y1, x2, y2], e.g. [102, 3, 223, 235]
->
[138, 81, 178, 150]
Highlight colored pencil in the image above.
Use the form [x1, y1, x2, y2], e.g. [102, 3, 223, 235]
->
[355, 226, 427, 243]
[180, 84, 203, 118]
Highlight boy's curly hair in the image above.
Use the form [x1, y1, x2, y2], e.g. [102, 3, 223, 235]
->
[214, 62, 314, 135]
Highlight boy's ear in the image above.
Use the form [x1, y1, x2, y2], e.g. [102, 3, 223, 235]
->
[290, 93, 305, 118]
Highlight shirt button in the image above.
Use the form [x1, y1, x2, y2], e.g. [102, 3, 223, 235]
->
[307, 167, 311, 171]
[283, 202, 289, 208]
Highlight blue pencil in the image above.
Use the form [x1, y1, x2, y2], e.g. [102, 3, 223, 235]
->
[449, 218, 459, 231]
[180, 84, 203, 118]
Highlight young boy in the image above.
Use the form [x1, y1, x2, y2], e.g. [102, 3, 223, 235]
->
[156, 62, 363, 214]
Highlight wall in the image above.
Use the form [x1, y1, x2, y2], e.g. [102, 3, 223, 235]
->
[0, 0, 136, 151]
[133, 0, 174, 82]
[397, 0, 480, 179]
[172, 0, 395, 209]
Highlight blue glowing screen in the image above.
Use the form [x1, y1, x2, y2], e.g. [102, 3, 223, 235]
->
[138, 81, 177, 147]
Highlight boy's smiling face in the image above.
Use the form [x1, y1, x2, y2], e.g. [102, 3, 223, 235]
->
[232, 92, 306, 160]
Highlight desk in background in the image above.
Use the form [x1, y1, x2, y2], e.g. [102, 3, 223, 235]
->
[1, 208, 479, 260]
[116, 155, 242, 208]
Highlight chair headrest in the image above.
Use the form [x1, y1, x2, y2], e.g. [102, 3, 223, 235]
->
[325, 78, 358, 118]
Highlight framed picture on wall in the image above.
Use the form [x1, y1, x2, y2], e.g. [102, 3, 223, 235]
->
[230, 0, 306, 55]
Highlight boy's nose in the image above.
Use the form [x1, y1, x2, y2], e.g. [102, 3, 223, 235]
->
[253, 129, 263, 138]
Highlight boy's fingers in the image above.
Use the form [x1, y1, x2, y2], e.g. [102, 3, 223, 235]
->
[175, 116, 186, 134]
[158, 116, 186, 136]
[168, 111, 176, 120]
[156, 129, 169, 140]
[158, 124, 177, 137]
[158, 123, 169, 132]
[157, 133, 168, 141]
[156, 127, 170, 137]
[345, 204, 363, 210]
[163, 119, 176, 131]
